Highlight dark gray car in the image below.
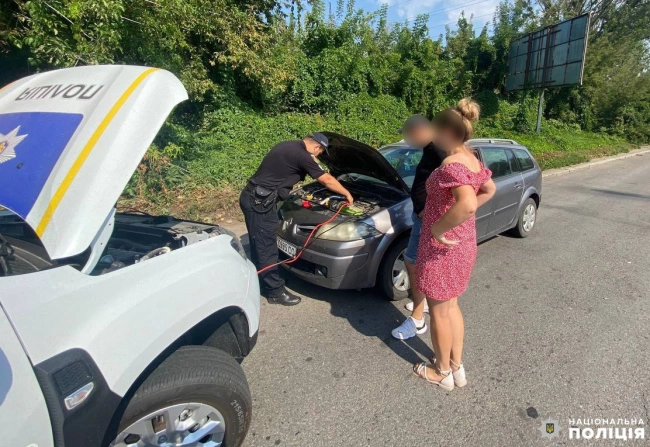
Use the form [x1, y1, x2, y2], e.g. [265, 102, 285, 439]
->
[277, 133, 542, 299]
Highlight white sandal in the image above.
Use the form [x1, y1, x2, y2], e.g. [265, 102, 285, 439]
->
[430, 356, 467, 388]
[412, 362, 454, 391]
[450, 359, 467, 388]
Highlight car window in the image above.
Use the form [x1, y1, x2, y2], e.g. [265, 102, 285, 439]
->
[379, 147, 423, 188]
[505, 149, 518, 172]
[514, 149, 535, 171]
[481, 148, 515, 178]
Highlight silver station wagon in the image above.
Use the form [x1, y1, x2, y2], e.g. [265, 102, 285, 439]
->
[277, 133, 542, 300]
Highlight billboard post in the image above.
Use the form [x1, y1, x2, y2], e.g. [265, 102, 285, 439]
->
[536, 90, 544, 133]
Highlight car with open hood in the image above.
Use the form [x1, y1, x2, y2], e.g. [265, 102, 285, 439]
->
[0, 66, 260, 447]
[277, 134, 542, 299]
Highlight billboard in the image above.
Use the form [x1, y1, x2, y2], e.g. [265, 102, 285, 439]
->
[505, 13, 591, 92]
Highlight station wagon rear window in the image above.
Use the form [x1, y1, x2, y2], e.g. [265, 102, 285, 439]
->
[514, 149, 535, 171]
[481, 148, 517, 178]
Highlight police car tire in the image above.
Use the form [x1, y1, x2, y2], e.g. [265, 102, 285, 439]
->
[378, 237, 411, 301]
[113, 345, 252, 447]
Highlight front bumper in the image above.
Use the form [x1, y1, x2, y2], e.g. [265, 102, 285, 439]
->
[278, 234, 383, 290]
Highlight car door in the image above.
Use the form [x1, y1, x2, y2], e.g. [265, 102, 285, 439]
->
[0, 304, 55, 447]
[513, 148, 541, 193]
[470, 149, 492, 239]
[481, 147, 525, 234]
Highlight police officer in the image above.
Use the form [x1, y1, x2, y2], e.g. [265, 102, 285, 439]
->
[240, 133, 353, 306]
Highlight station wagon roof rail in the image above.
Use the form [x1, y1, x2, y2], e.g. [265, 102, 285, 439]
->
[468, 138, 520, 145]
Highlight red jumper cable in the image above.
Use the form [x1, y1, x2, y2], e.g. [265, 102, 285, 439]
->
[256, 201, 349, 274]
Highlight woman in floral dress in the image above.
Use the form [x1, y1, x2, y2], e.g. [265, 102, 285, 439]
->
[413, 99, 496, 391]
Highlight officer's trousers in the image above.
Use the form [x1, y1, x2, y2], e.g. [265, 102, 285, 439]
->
[239, 188, 285, 297]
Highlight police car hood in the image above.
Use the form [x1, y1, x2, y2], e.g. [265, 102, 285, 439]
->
[0, 66, 188, 260]
[320, 133, 409, 193]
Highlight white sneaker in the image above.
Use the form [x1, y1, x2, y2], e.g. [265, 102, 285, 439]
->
[405, 300, 429, 313]
[391, 317, 427, 340]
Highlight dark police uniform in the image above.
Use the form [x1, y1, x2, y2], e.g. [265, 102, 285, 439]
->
[240, 140, 325, 298]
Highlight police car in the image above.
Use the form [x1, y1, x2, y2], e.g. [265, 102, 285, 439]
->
[0, 66, 260, 447]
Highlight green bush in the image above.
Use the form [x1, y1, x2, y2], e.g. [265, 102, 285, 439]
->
[124, 93, 633, 204]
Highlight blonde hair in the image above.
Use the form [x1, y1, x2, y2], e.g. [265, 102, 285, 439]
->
[456, 98, 480, 141]
[433, 97, 481, 142]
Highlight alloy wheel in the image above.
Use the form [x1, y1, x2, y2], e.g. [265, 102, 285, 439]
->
[111, 402, 226, 447]
[392, 249, 410, 292]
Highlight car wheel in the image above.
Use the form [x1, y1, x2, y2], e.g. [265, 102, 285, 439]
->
[378, 237, 410, 301]
[512, 198, 537, 238]
[109, 346, 251, 447]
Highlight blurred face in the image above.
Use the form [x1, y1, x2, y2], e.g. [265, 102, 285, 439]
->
[434, 126, 459, 152]
[404, 124, 435, 148]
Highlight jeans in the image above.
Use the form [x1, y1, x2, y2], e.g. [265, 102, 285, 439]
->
[404, 212, 422, 264]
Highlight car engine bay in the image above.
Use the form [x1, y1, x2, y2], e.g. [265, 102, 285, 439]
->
[91, 213, 241, 275]
[290, 179, 406, 218]
[292, 184, 380, 215]
[0, 211, 243, 277]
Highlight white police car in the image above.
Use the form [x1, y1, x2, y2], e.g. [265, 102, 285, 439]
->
[0, 66, 260, 447]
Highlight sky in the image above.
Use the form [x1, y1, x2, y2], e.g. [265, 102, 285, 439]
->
[356, 0, 500, 35]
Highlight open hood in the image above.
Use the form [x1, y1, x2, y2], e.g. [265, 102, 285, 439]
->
[320, 133, 409, 193]
[0, 66, 188, 260]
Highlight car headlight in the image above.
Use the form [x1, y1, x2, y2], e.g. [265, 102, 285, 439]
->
[315, 222, 381, 241]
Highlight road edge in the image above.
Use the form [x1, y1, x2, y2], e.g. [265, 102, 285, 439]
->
[542, 146, 650, 178]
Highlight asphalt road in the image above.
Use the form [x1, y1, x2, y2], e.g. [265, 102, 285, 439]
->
[240, 153, 650, 447]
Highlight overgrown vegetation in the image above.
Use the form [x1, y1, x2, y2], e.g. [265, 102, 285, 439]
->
[1, 0, 647, 219]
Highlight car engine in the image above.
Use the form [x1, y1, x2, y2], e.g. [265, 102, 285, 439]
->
[292, 183, 381, 216]
[91, 213, 239, 275]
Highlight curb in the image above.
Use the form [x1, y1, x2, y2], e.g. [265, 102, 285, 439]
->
[542, 147, 650, 178]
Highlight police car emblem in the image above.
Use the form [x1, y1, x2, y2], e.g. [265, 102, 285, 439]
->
[0, 126, 28, 165]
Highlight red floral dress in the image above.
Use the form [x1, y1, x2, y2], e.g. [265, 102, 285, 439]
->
[416, 162, 492, 301]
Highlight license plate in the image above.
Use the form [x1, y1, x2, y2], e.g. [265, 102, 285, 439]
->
[277, 237, 297, 257]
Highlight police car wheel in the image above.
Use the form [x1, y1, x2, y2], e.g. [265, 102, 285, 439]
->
[109, 346, 251, 447]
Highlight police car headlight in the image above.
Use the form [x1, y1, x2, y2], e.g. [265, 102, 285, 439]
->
[315, 222, 381, 241]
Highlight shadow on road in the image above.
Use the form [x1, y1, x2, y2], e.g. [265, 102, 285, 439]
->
[241, 232, 434, 365]
[590, 188, 650, 201]
[284, 272, 435, 365]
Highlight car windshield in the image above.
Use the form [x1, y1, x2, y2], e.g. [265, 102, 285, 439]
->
[379, 145, 423, 188]
[336, 144, 423, 190]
